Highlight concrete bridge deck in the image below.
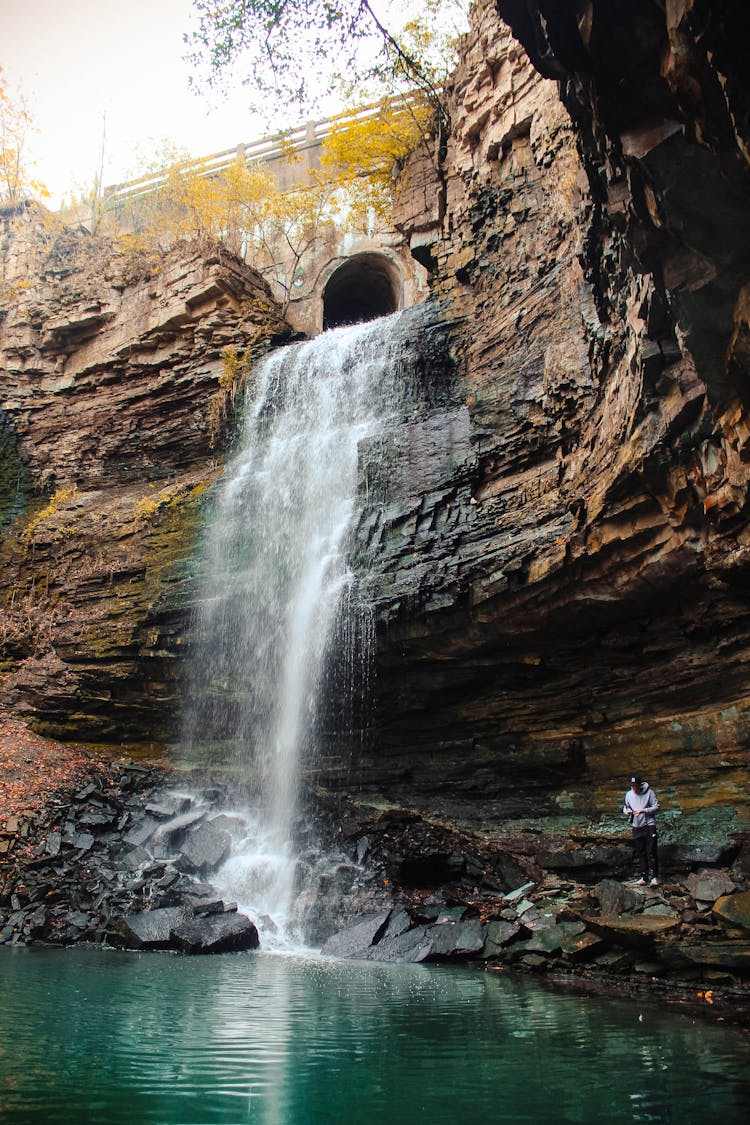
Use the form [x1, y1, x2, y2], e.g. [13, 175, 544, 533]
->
[104, 98, 416, 204]
[102, 98, 429, 336]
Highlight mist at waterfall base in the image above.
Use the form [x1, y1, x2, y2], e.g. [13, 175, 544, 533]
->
[181, 311, 420, 947]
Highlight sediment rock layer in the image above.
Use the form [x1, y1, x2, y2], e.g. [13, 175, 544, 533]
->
[1, 2, 749, 845]
[359, 0, 750, 831]
[0, 216, 288, 739]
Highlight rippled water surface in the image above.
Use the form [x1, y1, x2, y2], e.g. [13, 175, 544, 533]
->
[1, 946, 748, 1124]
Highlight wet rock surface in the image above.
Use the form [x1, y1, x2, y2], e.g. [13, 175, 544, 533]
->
[311, 790, 750, 1022]
[2, 746, 750, 1022]
[0, 2, 748, 846]
[0, 757, 259, 955]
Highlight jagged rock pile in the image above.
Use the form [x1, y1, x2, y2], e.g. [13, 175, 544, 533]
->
[313, 796, 750, 994]
[321, 871, 750, 985]
[1, 758, 749, 1013]
[0, 767, 258, 953]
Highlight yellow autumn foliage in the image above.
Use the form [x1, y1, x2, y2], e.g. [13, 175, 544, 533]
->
[98, 94, 434, 307]
[319, 95, 433, 222]
[0, 66, 48, 205]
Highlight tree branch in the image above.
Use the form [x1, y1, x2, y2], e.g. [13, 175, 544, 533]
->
[360, 0, 447, 121]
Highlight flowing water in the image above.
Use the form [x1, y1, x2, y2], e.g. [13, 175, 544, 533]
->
[1, 945, 748, 1124]
[6, 320, 750, 1122]
[183, 314, 416, 943]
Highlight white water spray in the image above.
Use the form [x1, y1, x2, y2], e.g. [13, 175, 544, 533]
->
[185, 313, 416, 944]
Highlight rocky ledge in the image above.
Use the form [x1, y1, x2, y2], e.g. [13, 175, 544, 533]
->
[3, 733, 749, 1024]
[322, 870, 750, 1003]
[312, 788, 750, 1024]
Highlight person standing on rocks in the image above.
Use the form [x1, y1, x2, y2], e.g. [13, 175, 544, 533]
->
[623, 774, 660, 886]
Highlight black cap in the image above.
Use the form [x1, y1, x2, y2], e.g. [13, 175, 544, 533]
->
[630, 775, 642, 785]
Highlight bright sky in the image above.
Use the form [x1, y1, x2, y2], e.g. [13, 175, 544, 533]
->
[1, 0, 273, 206]
[3, 0, 466, 208]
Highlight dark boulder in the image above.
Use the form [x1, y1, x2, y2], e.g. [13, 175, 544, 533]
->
[482, 919, 523, 957]
[115, 902, 259, 954]
[320, 912, 391, 957]
[116, 905, 193, 950]
[145, 795, 193, 820]
[176, 821, 232, 874]
[381, 907, 412, 941]
[685, 870, 736, 906]
[364, 924, 434, 963]
[596, 879, 644, 916]
[161, 810, 206, 843]
[171, 912, 259, 955]
[326, 910, 486, 963]
[713, 891, 750, 934]
[493, 854, 534, 892]
[525, 919, 585, 956]
[583, 913, 680, 950]
[122, 819, 160, 849]
[560, 930, 608, 962]
[424, 918, 484, 959]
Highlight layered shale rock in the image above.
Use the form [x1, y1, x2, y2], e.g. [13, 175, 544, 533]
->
[1, 1, 750, 860]
[0, 759, 260, 953]
[349, 0, 750, 836]
[0, 211, 289, 740]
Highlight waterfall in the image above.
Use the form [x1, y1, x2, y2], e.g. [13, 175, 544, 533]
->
[184, 311, 418, 945]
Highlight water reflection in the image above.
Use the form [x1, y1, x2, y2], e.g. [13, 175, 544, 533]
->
[0, 946, 748, 1124]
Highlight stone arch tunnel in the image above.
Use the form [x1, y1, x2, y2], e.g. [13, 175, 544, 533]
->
[322, 252, 403, 330]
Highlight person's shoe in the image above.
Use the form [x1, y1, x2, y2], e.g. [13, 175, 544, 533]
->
[632, 878, 646, 886]
[649, 877, 659, 886]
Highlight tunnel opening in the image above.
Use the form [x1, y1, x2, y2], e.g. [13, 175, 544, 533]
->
[322, 253, 401, 331]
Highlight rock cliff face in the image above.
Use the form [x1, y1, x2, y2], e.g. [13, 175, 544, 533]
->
[356, 0, 750, 832]
[0, 214, 288, 740]
[1, 1, 749, 847]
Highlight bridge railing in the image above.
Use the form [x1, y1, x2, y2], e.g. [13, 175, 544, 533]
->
[103, 95, 420, 207]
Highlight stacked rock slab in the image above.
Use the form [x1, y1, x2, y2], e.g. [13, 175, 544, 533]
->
[0, 763, 259, 953]
[352, 0, 750, 833]
[0, 212, 289, 741]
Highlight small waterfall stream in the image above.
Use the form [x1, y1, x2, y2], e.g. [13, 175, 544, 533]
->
[184, 312, 416, 945]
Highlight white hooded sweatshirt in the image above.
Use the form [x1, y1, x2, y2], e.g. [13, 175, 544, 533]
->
[623, 781, 660, 829]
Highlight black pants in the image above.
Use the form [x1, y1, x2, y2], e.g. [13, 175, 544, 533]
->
[632, 825, 658, 879]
